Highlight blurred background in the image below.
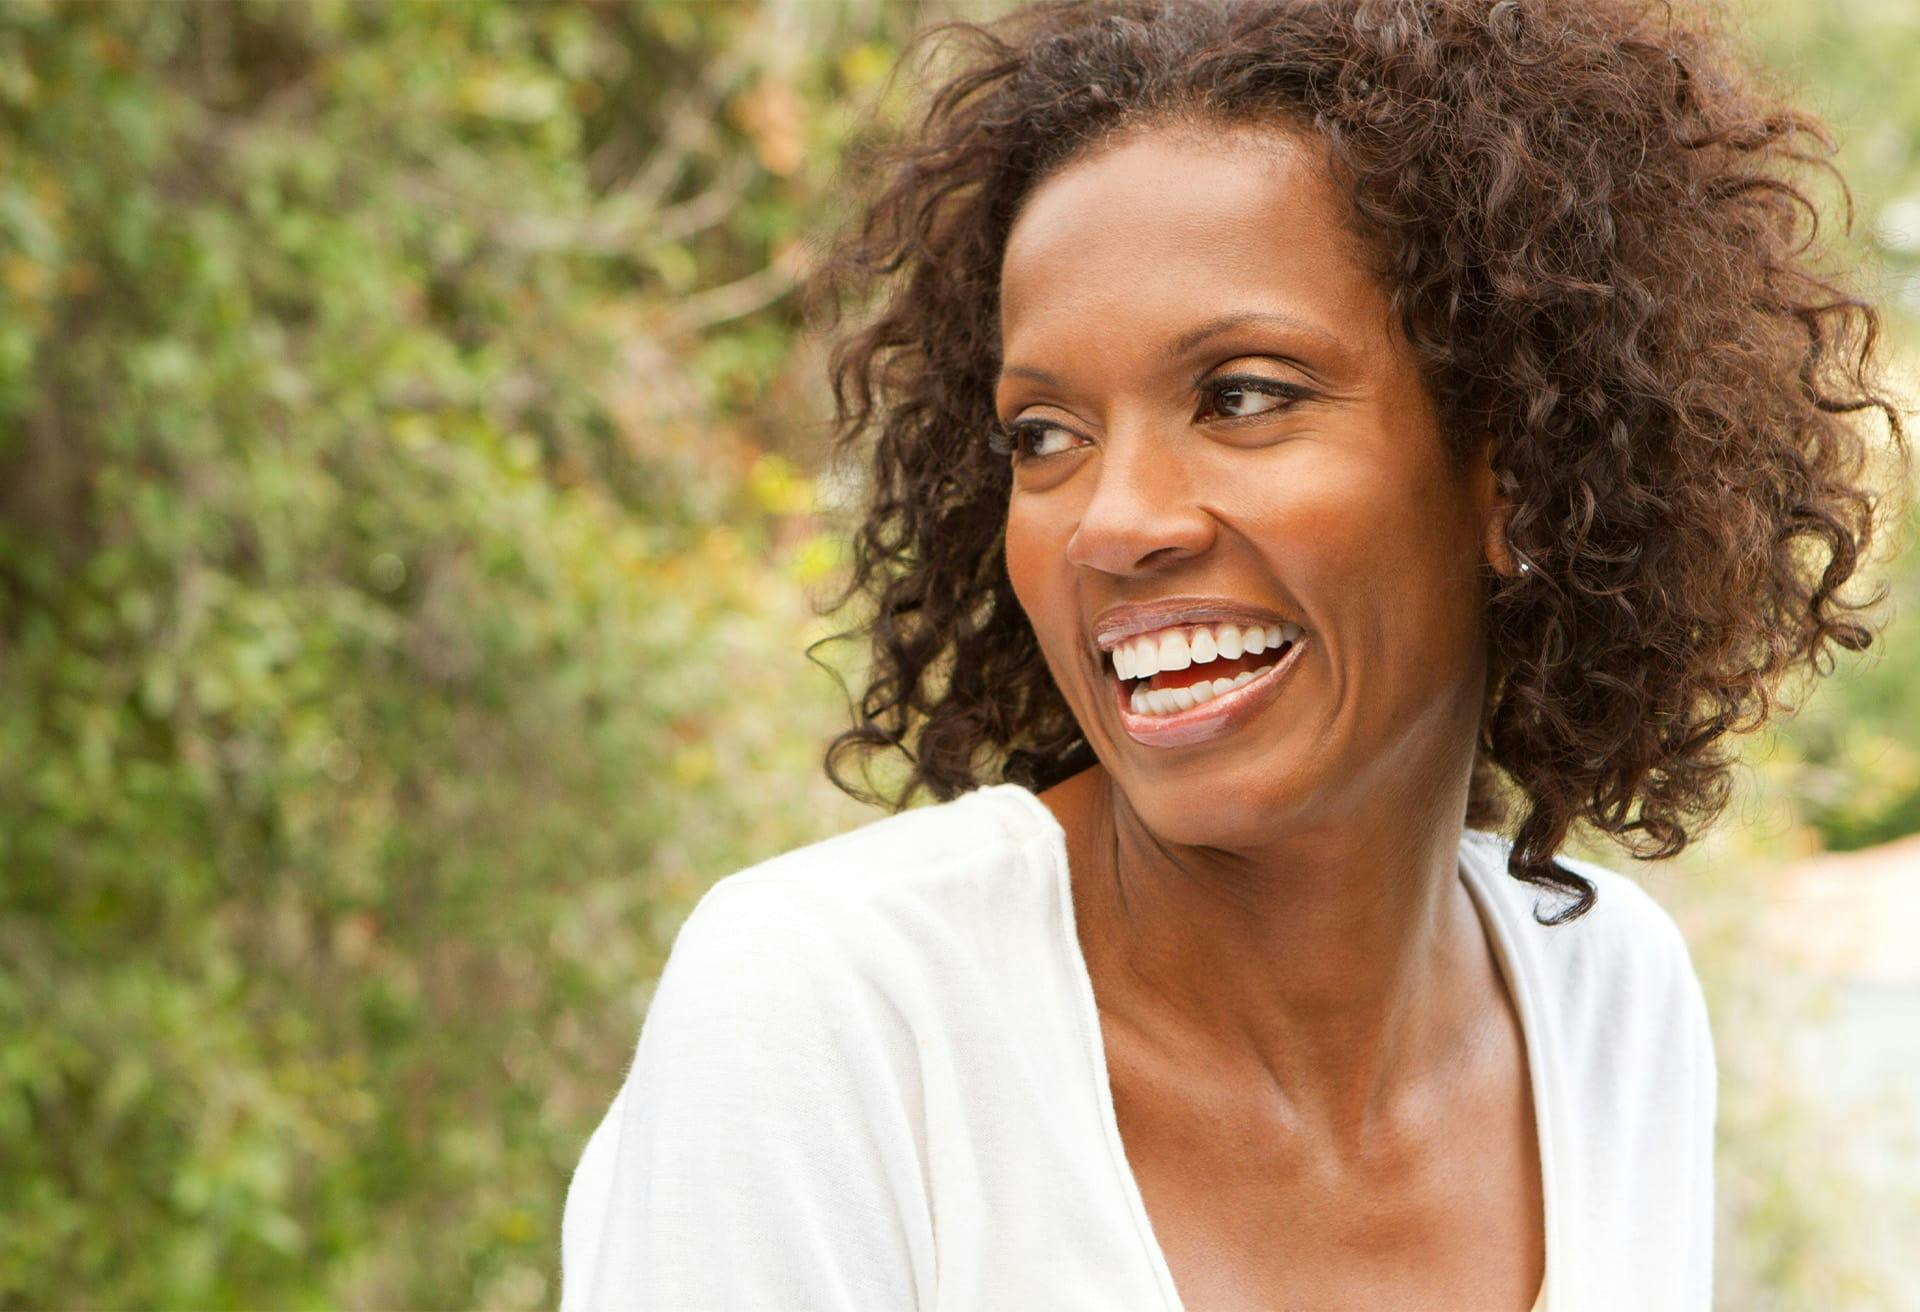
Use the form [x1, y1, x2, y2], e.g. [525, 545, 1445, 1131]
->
[0, 0, 1913, 1307]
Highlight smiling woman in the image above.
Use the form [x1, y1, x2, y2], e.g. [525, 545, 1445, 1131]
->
[995, 124, 1504, 792]
[560, 1, 1907, 1309]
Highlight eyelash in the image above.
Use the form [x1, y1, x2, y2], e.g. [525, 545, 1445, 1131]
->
[988, 374, 1313, 460]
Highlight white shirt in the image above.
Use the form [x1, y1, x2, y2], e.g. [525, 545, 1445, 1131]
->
[562, 782, 1716, 1311]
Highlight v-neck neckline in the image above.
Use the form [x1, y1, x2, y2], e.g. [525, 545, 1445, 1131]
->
[986, 782, 1559, 1312]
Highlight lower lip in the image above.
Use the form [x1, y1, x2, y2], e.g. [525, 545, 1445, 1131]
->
[1110, 639, 1308, 748]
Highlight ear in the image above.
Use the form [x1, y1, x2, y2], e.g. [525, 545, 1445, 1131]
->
[1471, 438, 1520, 577]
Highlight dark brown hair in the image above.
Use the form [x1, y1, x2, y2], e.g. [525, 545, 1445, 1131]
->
[804, 0, 1907, 922]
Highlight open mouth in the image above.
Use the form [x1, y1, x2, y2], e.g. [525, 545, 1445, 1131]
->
[1106, 621, 1300, 713]
[1102, 622, 1308, 747]
[1118, 641, 1296, 716]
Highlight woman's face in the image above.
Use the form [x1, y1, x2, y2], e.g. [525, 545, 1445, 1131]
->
[997, 122, 1506, 849]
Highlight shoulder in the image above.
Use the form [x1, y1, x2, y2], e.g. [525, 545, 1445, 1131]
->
[654, 783, 1056, 1021]
[580, 784, 1059, 1210]
[563, 803, 992, 1311]
[709, 781, 1048, 908]
[1461, 830, 1712, 1051]
[1463, 829, 1694, 965]
[1459, 833, 1717, 1284]
[598, 800, 1039, 1133]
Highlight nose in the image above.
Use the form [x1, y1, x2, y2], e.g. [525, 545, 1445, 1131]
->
[1064, 426, 1216, 576]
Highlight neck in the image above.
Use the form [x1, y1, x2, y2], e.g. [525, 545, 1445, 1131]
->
[1050, 760, 1490, 1148]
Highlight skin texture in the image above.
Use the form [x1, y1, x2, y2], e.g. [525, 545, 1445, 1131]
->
[997, 122, 1545, 1309]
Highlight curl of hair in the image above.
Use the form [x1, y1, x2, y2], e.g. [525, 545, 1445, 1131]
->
[802, 0, 1908, 923]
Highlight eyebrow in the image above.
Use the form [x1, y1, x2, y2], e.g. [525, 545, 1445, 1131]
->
[998, 361, 1075, 388]
[1172, 310, 1343, 355]
[996, 309, 1343, 391]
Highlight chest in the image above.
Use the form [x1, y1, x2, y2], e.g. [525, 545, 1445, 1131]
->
[1103, 1021, 1546, 1312]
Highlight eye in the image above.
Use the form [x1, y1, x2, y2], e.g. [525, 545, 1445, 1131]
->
[1197, 373, 1313, 421]
[987, 419, 1087, 461]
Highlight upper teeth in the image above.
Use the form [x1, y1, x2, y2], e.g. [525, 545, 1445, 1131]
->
[1110, 621, 1302, 680]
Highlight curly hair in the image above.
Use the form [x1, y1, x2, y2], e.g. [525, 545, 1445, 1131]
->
[802, 0, 1907, 922]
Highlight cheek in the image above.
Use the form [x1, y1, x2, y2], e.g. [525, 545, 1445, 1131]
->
[1002, 496, 1063, 625]
[1269, 440, 1470, 553]
[1224, 450, 1405, 571]
[1235, 449, 1483, 649]
[1003, 494, 1097, 703]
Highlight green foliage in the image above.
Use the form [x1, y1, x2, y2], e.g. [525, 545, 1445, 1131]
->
[1731, 0, 1920, 858]
[0, 1, 891, 1305]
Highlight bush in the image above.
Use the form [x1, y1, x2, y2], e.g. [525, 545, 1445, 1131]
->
[0, 2, 884, 1304]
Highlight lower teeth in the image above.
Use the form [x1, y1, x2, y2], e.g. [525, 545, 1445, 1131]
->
[1129, 662, 1276, 716]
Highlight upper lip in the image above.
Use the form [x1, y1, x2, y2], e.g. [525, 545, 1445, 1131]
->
[1091, 595, 1301, 653]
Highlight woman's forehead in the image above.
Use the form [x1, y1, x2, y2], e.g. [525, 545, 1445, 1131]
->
[997, 122, 1386, 361]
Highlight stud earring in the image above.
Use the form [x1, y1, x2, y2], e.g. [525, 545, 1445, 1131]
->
[1518, 561, 1532, 575]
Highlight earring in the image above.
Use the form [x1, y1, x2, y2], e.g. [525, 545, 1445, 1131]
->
[1518, 561, 1532, 575]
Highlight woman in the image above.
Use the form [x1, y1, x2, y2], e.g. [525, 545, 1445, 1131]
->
[564, 1, 1904, 1308]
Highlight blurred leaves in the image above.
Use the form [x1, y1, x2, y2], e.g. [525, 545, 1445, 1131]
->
[0, 0, 898, 1306]
[1736, 0, 1920, 855]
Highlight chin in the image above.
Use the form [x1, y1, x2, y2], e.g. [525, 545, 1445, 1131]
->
[1103, 756, 1317, 852]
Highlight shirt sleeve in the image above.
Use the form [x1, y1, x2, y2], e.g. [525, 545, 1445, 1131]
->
[560, 878, 935, 1312]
